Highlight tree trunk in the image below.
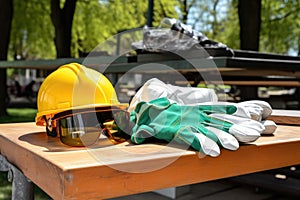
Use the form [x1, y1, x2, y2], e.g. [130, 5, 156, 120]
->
[298, 38, 300, 57]
[237, 0, 261, 101]
[147, 0, 154, 27]
[0, 0, 13, 117]
[50, 0, 77, 58]
[182, 0, 188, 24]
[238, 0, 261, 51]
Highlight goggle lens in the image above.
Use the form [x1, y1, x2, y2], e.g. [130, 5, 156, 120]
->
[58, 114, 102, 146]
[47, 108, 129, 147]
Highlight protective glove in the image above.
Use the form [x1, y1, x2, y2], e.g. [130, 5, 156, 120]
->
[130, 98, 265, 157]
[129, 78, 277, 135]
[128, 78, 218, 112]
[236, 100, 277, 134]
[197, 100, 277, 135]
[238, 100, 272, 120]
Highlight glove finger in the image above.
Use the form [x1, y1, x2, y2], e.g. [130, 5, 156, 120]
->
[197, 102, 251, 118]
[131, 124, 221, 157]
[205, 126, 239, 150]
[210, 113, 265, 132]
[240, 100, 272, 120]
[238, 101, 263, 121]
[229, 124, 261, 142]
[232, 104, 252, 119]
[261, 120, 277, 135]
[175, 126, 220, 157]
[194, 133, 220, 157]
[210, 113, 264, 142]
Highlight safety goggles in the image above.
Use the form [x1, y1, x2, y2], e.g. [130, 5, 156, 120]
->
[44, 106, 130, 147]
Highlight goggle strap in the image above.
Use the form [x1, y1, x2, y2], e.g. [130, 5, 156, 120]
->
[103, 128, 116, 144]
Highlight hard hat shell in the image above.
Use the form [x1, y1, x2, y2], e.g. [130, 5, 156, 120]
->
[35, 63, 126, 126]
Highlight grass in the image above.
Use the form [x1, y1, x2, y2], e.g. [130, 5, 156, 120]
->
[0, 172, 51, 200]
[0, 108, 51, 199]
[0, 173, 11, 200]
[0, 108, 37, 123]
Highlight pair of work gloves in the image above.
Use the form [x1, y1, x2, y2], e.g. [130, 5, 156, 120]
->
[128, 78, 277, 157]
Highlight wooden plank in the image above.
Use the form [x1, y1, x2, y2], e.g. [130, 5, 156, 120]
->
[0, 124, 64, 199]
[0, 56, 127, 70]
[268, 109, 300, 125]
[202, 80, 300, 87]
[233, 50, 300, 61]
[0, 123, 300, 199]
[1, 55, 300, 74]
[225, 57, 300, 70]
[219, 68, 300, 78]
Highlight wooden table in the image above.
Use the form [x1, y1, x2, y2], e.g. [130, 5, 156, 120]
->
[1, 116, 300, 199]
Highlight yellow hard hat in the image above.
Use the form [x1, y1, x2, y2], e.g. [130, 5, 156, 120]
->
[35, 63, 127, 126]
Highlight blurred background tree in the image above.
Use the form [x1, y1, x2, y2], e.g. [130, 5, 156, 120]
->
[10, 0, 55, 60]
[260, 0, 300, 55]
[0, 0, 13, 116]
[180, 0, 300, 55]
[51, 0, 77, 58]
[238, 0, 261, 51]
[6, 0, 300, 60]
[72, 0, 179, 56]
[0, 0, 300, 117]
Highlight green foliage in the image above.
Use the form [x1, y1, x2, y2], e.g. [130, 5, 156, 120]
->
[6, 68, 17, 78]
[72, 0, 180, 57]
[72, 0, 149, 56]
[260, 0, 300, 54]
[184, 0, 299, 55]
[105, 0, 148, 31]
[72, 0, 109, 57]
[8, 0, 180, 59]
[0, 171, 51, 199]
[152, 0, 180, 27]
[215, 0, 239, 50]
[183, 0, 238, 48]
[0, 108, 37, 123]
[0, 172, 11, 200]
[7, 0, 300, 59]
[9, 0, 55, 60]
